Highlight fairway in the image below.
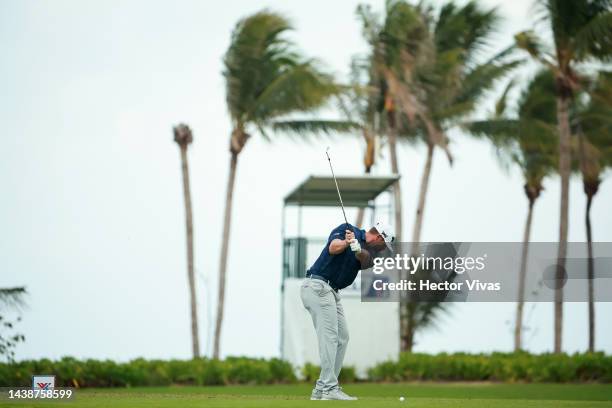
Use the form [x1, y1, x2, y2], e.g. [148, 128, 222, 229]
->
[3, 383, 612, 408]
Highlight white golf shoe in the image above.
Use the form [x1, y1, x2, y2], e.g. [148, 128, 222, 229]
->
[321, 387, 358, 400]
[310, 389, 323, 400]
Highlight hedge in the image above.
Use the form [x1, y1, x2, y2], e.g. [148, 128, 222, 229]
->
[1, 352, 610, 387]
[302, 363, 357, 383]
[0, 356, 296, 387]
[368, 352, 612, 383]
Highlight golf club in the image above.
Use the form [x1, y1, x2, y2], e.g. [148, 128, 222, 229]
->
[325, 147, 350, 230]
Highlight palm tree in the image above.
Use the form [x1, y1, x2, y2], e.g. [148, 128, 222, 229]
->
[364, 0, 518, 351]
[358, 0, 437, 244]
[575, 71, 612, 351]
[336, 58, 382, 227]
[214, 10, 344, 359]
[577, 134, 600, 352]
[514, 0, 612, 353]
[467, 70, 558, 350]
[173, 124, 199, 359]
[407, 1, 518, 256]
[356, 0, 517, 352]
[378, 0, 432, 245]
[356, 0, 432, 352]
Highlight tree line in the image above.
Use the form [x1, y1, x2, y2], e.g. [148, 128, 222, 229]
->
[173, 0, 612, 360]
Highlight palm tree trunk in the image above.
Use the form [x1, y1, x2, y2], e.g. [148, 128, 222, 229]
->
[586, 192, 595, 352]
[213, 152, 239, 359]
[388, 117, 402, 241]
[355, 166, 372, 227]
[411, 143, 434, 255]
[356, 127, 377, 227]
[388, 112, 409, 352]
[515, 196, 535, 351]
[355, 208, 366, 228]
[554, 94, 571, 353]
[402, 144, 435, 354]
[179, 145, 200, 359]
[390, 155, 402, 241]
[405, 303, 415, 352]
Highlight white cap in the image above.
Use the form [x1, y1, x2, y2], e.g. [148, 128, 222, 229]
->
[373, 221, 395, 250]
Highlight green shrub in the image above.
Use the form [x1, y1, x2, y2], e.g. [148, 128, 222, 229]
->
[368, 352, 612, 383]
[225, 357, 271, 385]
[300, 363, 357, 383]
[268, 358, 297, 383]
[301, 362, 319, 383]
[0, 356, 290, 387]
[2, 352, 610, 388]
[339, 366, 357, 383]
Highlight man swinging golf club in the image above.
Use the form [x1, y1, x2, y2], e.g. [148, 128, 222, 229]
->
[301, 148, 394, 400]
[301, 220, 394, 400]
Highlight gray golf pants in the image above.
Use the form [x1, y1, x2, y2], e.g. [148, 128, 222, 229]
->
[300, 278, 349, 391]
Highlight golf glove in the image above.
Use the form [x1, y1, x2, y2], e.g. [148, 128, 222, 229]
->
[350, 239, 361, 253]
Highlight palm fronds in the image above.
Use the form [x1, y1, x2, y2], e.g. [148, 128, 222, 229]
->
[271, 120, 361, 137]
[223, 11, 342, 129]
[0, 288, 27, 311]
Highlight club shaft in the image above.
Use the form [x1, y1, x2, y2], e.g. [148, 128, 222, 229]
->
[325, 151, 350, 229]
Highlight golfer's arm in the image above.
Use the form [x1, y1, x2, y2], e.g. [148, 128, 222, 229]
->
[355, 249, 373, 269]
[328, 239, 349, 255]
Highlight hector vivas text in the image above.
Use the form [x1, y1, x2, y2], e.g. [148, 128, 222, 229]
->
[371, 253, 501, 293]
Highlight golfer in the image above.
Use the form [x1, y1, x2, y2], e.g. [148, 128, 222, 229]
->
[301, 221, 394, 401]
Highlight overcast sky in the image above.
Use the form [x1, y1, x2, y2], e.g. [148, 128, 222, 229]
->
[1, 0, 611, 362]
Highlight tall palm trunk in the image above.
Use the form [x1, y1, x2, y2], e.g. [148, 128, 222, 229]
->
[585, 188, 596, 352]
[355, 166, 371, 228]
[174, 125, 200, 359]
[579, 132, 599, 353]
[387, 114, 403, 240]
[554, 94, 571, 353]
[355, 128, 375, 228]
[411, 143, 434, 255]
[387, 109, 409, 352]
[213, 151, 239, 359]
[515, 190, 537, 351]
[400, 144, 435, 352]
[179, 145, 200, 359]
[405, 303, 416, 352]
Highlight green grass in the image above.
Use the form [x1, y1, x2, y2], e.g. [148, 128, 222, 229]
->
[2, 383, 612, 407]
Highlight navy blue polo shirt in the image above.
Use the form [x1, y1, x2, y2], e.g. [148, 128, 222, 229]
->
[306, 223, 366, 290]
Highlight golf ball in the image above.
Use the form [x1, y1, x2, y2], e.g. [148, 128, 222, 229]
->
[399, 396, 405, 402]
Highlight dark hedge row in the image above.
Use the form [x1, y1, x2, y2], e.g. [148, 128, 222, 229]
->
[1, 352, 610, 387]
[0, 356, 296, 387]
[368, 352, 612, 383]
[301, 362, 357, 383]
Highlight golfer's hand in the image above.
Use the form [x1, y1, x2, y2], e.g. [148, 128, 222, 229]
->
[345, 230, 355, 243]
[350, 239, 361, 253]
